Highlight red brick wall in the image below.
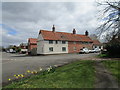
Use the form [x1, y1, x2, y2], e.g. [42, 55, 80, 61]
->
[30, 44, 37, 50]
[68, 41, 93, 53]
[28, 44, 37, 51]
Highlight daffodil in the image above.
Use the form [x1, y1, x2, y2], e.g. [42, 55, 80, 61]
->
[39, 67, 42, 71]
[31, 71, 34, 74]
[16, 76, 18, 79]
[14, 74, 16, 77]
[50, 66, 52, 69]
[8, 78, 11, 81]
[35, 71, 38, 73]
[27, 70, 30, 73]
[47, 68, 50, 72]
[21, 74, 24, 77]
[33, 70, 37, 74]
[54, 65, 57, 67]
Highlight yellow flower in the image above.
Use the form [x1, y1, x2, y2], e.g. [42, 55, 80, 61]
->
[18, 75, 20, 77]
[27, 70, 30, 73]
[47, 68, 50, 72]
[16, 76, 18, 79]
[8, 78, 11, 81]
[54, 65, 57, 67]
[31, 71, 34, 74]
[35, 71, 38, 73]
[14, 74, 16, 77]
[21, 75, 24, 77]
[39, 67, 42, 71]
[33, 70, 37, 74]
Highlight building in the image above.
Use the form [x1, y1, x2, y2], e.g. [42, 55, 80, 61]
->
[19, 43, 28, 54]
[89, 34, 103, 49]
[28, 38, 37, 52]
[20, 43, 28, 49]
[92, 40, 103, 49]
[37, 25, 93, 55]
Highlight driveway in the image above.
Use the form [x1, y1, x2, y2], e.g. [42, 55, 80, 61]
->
[2, 52, 98, 83]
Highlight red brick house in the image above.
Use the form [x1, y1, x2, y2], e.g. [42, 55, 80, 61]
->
[92, 40, 103, 49]
[28, 38, 37, 52]
[37, 25, 94, 54]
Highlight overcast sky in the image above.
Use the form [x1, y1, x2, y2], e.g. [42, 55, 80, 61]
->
[1, 1, 100, 47]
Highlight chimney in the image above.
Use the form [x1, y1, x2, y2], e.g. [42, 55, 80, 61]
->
[73, 28, 76, 34]
[85, 30, 89, 36]
[52, 25, 55, 32]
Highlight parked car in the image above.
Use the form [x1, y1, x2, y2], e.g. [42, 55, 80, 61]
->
[94, 48, 101, 53]
[20, 49, 28, 54]
[9, 49, 13, 53]
[79, 48, 89, 54]
[6, 50, 10, 53]
[89, 49, 95, 53]
[12, 50, 16, 53]
[89, 48, 101, 53]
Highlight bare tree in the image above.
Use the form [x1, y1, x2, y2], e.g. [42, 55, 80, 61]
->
[97, 0, 120, 42]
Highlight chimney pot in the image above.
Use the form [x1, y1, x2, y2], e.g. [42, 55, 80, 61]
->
[85, 31, 89, 36]
[52, 25, 55, 32]
[73, 28, 76, 34]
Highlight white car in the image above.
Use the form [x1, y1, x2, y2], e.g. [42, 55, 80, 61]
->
[80, 48, 89, 54]
[89, 49, 95, 53]
[89, 48, 101, 53]
[94, 48, 101, 53]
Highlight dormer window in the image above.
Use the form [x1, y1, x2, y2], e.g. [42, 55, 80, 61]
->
[62, 41, 66, 44]
[49, 40, 53, 44]
[73, 42, 76, 44]
[56, 41, 58, 44]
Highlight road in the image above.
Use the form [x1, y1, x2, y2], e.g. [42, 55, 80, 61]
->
[1, 52, 98, 84]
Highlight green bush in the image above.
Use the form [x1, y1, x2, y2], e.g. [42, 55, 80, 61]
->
[16, 48, 21, 53]
[105, 43, 120, 57]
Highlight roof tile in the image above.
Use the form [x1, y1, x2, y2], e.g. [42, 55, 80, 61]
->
[28, 38, 37, 44]
[40, 30, 93, 42]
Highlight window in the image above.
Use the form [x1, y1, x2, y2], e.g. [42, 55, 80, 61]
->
[73, 42, 76, 44]
[56, 41, 58, 44]
[49, 47, 53, 52]
[49, 40, 53, 44]
[79, 41, 83, 44]
[62, 47, 66, 51]
[62, 41, 66, 44]
[73, 47, 76, 51]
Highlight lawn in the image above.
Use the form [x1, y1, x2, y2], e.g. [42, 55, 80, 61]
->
[102, 60, 120, 84]
[4, 60, 95, 88]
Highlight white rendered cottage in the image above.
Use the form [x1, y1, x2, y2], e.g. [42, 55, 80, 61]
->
[37, 25, 94, 55]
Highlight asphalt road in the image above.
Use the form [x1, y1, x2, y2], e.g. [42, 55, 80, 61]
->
[2, 52, 98, 83]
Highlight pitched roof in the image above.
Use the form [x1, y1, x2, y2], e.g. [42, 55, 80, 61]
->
[28, 38, 37, 44]
[39, 30, 93, 42]
[92, 40, 101, 45]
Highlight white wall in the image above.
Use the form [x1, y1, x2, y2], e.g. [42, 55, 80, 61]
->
[43, 40, 68, 54]
[37, 34, 44, 54]
[37, 34, 68, 54]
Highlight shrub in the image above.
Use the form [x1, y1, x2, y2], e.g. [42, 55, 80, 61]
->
[105, 42, 120, 57]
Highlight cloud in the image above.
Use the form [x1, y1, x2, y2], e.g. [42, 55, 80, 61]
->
[2, 2, 98, 47]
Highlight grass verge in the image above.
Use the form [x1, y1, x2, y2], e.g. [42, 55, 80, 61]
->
[3, 60, 95, 88]
[102, 60, 120, 84]
[97, 54, 108, 58]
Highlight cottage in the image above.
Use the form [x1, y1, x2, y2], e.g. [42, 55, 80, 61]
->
[37, 25, 93, 55]
[28, 38, 37, 53]
[19, 43, 28, 54]
[92, 40, 103, 49]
